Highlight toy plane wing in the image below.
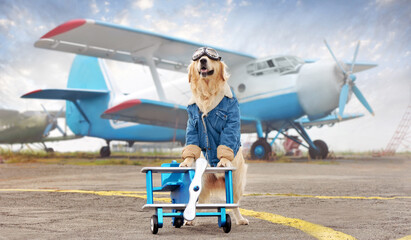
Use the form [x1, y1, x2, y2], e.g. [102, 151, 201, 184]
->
[21, 89, 109, 101]
[35, 19, 256, 73]
[296, 113, 364, 127]
[101, 99, 188, 129]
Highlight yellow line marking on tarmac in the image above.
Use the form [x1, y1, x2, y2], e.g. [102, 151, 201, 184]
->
[239, 208, 356, 240]
[0, 189, 171, 202]
[245, 193, 411, 200]
[398, 236, 411, 240]
[1, 189, 358, 240]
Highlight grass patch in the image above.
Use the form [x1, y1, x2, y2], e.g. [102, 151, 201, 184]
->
[0, 148, 179, 166]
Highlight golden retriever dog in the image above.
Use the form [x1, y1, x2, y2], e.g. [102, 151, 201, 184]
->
[180, 47, 249, 225]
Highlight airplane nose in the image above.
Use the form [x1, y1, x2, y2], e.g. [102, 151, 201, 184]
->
[296, 60, 345, 119]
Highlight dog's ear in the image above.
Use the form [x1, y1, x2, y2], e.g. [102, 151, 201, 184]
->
[188, 62, 196, 83]
[219, 61, 230, 82]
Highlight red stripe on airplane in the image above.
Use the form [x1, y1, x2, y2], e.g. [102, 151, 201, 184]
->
[41, 19, 86, 39]
[104, 99, 142, 114]
[22, 89, 42, 97]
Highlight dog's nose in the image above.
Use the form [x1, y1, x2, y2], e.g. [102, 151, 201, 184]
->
[200, 58, 207, 64]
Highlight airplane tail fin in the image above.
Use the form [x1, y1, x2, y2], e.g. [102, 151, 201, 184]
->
[22, 55, 120, 136]
[67, 55, 120, 93]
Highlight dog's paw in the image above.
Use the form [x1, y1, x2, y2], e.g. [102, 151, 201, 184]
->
[179, 158, 194, 167]
[237, 218, 249, 225]
[217, 158, 232, 167]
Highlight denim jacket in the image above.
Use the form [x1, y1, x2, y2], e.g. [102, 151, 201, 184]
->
[185, 94, 241, 167]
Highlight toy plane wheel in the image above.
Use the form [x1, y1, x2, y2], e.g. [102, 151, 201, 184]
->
[174, 217, 184, 228]
[150, 215, 159, 234]
[223, 214, 231, 233]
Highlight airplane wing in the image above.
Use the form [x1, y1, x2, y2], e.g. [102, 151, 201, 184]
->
[102, 99, 263, 134]
[295, 113, 364, 128]
[0, 109, 21, 125]
[34, 19, 256, 73]
[21, 89, 109, 101]
[101, 99, 188, 129]
[43, 135, 83, 142]
[304, 59, 377, 73]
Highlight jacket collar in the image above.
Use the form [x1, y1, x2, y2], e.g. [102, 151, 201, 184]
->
[188, 81, 233, 115]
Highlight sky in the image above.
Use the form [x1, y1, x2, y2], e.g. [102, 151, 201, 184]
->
[0, 0, 410, 152]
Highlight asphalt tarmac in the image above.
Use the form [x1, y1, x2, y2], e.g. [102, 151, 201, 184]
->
[0, 157, 410, 240]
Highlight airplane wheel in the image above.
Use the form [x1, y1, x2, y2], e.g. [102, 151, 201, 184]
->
[46, 148, 54, 153]
[100, 146, 111, 158]
[308, 140, 329, 159]
[174, 217, 184, 228]
[150, 215, 159, 234]
[250, 138, 271, 160]
[223, 214, 231, 233]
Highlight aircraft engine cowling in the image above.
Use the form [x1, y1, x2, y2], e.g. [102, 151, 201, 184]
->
[296, 60, 347, 120]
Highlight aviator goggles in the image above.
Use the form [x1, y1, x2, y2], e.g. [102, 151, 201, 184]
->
[192, 47, 221, 61]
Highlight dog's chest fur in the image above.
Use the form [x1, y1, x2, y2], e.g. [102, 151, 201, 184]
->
[189, 79, 233, 116]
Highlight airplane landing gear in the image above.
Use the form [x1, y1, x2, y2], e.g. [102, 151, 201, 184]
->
[250, 138, 272, 160]
[41, 142, 54, 153]
[100, 146, 111, 157]
[100, 140, 111, 158]
[308, 140, 329, 159]
[46, 148, 54, 153]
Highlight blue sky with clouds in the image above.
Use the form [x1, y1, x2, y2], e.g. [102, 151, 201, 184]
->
[0, 0, 410, 152]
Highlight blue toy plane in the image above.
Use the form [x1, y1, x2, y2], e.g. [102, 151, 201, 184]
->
[22, 19, 377, 159]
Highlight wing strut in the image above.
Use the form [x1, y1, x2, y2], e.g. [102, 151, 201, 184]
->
[146, 57, 166, 101]
[132, 44, 166, 101]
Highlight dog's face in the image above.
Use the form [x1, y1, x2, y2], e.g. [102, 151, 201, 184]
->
[197, 56, 220, 78]
[188, 56, 228, 84]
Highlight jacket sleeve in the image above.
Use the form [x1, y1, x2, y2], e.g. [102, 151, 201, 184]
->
[218, 99, 240, 160]
[183, 106, 201, 160]
[185, 106, 200, 147]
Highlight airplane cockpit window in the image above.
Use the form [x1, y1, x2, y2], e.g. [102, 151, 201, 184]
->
[275, 57, 294, 73]
[267, 59, 275, 68]
[246, 64, 255, 74]
[256, 61, 268, 70]
[246, 56, 304, 76]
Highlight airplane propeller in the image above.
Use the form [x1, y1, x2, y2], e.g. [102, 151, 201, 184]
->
[324, 40, 374, 119]
[41, 105, 66, 137]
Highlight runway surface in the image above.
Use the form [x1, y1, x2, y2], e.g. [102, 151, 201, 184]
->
[0, 157, 410, 239]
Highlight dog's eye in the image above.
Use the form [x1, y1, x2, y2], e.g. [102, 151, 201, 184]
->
[206, 48, 219, 59]
[192, 47, 205, 61]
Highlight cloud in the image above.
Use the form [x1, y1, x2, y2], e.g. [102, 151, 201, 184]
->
[0, 18, 15, 29]
[239, 1, 250, 7]
[90, 0, 100, 14]
[375, 0, 396, 7]
[133, 0, 154, 10]
[151, 18, 178, 33]
[112, 10, 131, 26]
